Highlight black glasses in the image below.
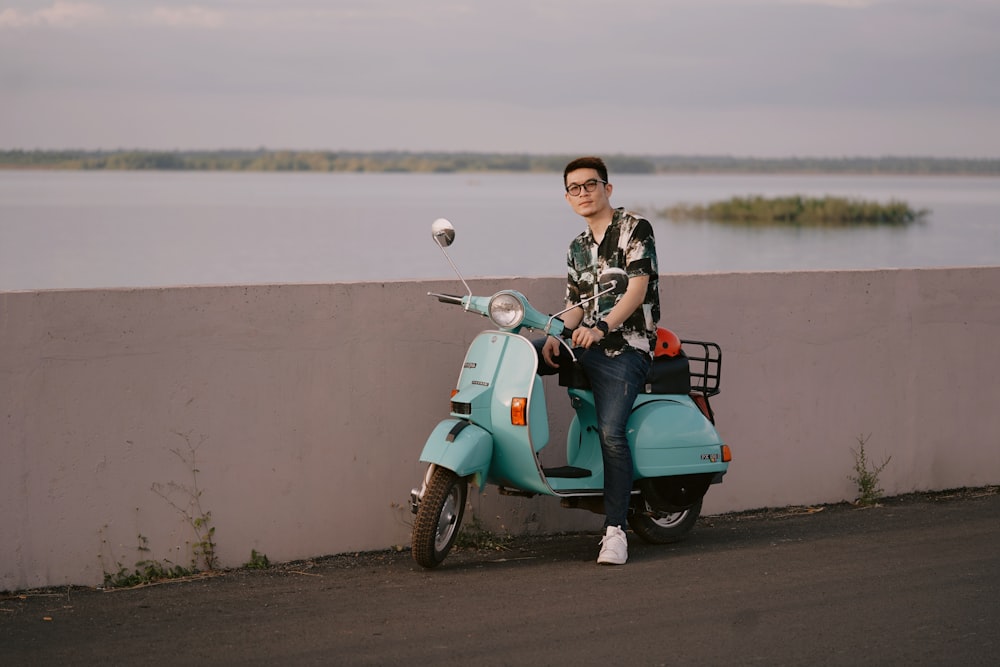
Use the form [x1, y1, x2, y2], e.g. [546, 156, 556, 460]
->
[565, 179, 606, 196]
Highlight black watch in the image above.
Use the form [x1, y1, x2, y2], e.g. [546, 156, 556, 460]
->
[595, 320, 610, 336]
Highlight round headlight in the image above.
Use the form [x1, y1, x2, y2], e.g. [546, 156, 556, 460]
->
[488, 291, 525, 329]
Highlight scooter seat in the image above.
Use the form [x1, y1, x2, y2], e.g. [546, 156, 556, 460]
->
[558, 351, 691, 395]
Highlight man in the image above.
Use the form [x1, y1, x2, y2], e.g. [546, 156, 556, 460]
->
[537, 156, 660, 565]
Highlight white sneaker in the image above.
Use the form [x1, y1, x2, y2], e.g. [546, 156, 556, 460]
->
[597, 525, 628, 565]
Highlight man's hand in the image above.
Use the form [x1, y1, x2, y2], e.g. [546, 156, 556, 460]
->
[571, 326, 605, 349]
[541, 335, 564, 368]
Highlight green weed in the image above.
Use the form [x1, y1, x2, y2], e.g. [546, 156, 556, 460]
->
[849, 434, 892, 506]
[455, 514, 512, 551]
[100, 534, 197, 589]
[244, 549, 271, 570]
[151, 431, 218, 571]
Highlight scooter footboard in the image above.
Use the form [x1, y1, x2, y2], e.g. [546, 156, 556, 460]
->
[419, 418, 493, 490]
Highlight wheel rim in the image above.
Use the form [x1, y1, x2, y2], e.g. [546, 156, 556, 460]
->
[434, 484, 462, 552]
[646, 503, 689, 529]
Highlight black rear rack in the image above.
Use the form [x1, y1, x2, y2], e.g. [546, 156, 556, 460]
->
[680, 340, 722, 397]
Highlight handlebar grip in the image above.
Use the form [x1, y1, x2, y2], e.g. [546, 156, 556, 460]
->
[428, 292, 465, 305]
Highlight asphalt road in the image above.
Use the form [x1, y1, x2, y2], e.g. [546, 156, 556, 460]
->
[3, 489, 998, 666]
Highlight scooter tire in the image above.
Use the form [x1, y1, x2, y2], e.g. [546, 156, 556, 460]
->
[628, 498, 702, 545]
[412, 467, 468, 568]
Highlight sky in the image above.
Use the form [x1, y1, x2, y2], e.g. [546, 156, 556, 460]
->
[1, 0, 998, 158]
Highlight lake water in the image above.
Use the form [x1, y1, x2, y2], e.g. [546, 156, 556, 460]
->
[1, 170, 998, 291]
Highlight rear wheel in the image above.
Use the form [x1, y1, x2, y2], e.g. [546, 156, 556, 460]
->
[412, 467, 467, 568]
[628, 497, 702, 545]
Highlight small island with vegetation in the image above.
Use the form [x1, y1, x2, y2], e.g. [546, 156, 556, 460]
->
[658, 195, 928, 227]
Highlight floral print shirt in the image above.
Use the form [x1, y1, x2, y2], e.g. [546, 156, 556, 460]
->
[565, 208, 660, 358]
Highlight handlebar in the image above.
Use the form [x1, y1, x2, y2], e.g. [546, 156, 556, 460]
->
[428, 289, 571, 348]
[428, 292, 465, 305]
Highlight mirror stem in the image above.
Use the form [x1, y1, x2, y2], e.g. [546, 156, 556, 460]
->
[545, 283, 616, 333]
[436, 241, 473, 305]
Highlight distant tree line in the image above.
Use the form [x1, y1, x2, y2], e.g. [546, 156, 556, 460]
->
[659, 195, 929, 227]
[0, 149, 997, 176]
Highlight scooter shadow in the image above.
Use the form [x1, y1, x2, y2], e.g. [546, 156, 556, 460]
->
[425, 531, 704, 572]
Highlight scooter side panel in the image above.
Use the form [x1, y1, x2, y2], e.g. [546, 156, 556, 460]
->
[418, 418, 493, 490]
[629, 396, 729, 478]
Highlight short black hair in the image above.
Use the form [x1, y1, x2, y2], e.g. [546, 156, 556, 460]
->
[563, 156, 608, 187]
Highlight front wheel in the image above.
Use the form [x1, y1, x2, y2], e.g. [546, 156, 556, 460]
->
[412, 467, 468, 568]
[628, 497, 702, 545]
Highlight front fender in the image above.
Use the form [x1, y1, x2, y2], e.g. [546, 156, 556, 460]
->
[419, 418, 493, 490]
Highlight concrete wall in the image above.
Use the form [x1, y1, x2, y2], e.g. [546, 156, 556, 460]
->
[2, 267, 999, 590]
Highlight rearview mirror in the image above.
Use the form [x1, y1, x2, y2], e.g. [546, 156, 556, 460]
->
[431, 218, 455, 248]
[598, 268, 629, 296]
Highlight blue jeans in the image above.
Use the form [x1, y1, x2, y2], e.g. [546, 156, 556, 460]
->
[535, 338, 651, 529]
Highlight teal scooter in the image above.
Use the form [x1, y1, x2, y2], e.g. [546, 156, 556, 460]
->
[410, 219, 731, 568]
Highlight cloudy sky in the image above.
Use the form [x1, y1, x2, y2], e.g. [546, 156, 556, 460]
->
[2, 0, 998, 157]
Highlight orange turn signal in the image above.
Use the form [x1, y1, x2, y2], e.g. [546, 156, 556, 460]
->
[721, 444, 732, 462]
[511, 397, 528, 426]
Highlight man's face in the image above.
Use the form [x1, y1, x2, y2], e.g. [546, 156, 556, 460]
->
[564, 168, 613, 219]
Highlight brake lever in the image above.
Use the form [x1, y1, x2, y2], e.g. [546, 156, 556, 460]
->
[556, 327, 578, 363]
